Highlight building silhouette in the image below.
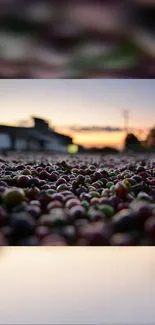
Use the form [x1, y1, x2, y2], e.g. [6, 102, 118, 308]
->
[0, 117, 73, 152]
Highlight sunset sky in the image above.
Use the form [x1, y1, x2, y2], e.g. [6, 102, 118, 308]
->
[0, 79, 154, 148]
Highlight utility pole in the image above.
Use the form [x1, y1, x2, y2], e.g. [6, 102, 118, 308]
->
[123, 109, 129, 135]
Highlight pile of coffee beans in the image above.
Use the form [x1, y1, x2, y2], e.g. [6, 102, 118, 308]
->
[0, 153, 155, 245]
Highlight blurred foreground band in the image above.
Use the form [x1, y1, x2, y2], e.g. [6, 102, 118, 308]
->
[0, 0, 155, 78]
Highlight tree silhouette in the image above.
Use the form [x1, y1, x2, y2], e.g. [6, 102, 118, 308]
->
[146, 128, 155, 149]
[124, 133, 142, 151]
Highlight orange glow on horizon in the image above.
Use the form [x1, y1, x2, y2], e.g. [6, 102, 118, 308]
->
[56, 127, 149, 149]
[55, 127, 124, 148]
[73, 131, 125, 149]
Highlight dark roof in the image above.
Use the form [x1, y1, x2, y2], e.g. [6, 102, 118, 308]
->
[0, 124, 73, 143]
[51, 130, 72, 143]
[0, 125, 40, 141]
[33, 127, 73, 144]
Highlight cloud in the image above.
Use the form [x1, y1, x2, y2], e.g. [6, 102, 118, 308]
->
[69, 126, 123, 132]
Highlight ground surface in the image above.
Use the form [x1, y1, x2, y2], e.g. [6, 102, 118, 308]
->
[0, 152, 155, 246]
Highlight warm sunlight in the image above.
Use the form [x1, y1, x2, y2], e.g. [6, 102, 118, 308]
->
[72, 131, 125, 148]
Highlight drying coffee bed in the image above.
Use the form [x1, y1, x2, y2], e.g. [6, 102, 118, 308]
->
[0, 153, 155, 246]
